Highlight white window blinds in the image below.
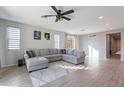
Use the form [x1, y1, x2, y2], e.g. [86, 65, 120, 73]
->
[7, 27, 20, 50]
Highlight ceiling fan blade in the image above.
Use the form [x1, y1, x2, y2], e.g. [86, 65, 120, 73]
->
[62, 16, 71, 21]
[51, 6, 59, 14]
[55, 17, 59, 22]
[41, 15, 56, 18]
[62, 9, 74, 15]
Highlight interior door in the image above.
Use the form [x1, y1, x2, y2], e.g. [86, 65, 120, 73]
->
[106, 34, 111, 58]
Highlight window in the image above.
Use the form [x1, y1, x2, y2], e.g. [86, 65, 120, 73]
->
[7, 27, 20, 50]
[54, 34, 60, 49]
[66, 35, 75, 49]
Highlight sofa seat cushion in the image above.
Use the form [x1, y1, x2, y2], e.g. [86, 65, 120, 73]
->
[62, 54, 85, 64]
[62, 54, 78, 64]
[26, 57, 48, 67]
[43, 54, 62, 59]
[62, 54, 76, 59]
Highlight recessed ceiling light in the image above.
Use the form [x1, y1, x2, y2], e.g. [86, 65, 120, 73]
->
[80, 29, 85, 31]
[105, 23, 109, 26]
[110, 28, 113, 30]
[98, 16, 103, 19]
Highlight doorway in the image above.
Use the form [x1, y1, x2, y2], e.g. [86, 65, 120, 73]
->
[106, 33, 121, 59]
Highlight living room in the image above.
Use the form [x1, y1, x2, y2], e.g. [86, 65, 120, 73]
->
[1, 5, 124, 89]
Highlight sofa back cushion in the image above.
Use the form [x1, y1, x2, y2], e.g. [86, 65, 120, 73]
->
[32, 49, 40, 56]
[39, 49, 50, 56]
[49, 49, 58, 54]
[66, 49, 75, 55]
[57, 49, 62, 54]
[27, 49, 61, 57]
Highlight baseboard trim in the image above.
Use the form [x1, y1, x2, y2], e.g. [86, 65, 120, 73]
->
[1, 64, 17, 68]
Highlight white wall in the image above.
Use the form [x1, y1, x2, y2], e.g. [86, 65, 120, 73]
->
[0, 19, 66, 67]
[79, 29, 124, 60]
[79, 32, 106, 59]
[121, 32, 124, 61]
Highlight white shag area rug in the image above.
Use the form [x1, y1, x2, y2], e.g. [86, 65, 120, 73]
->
[29, 61, 85, 87]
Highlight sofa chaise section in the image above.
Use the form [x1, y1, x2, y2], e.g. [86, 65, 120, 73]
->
[26, 57, 48, 72]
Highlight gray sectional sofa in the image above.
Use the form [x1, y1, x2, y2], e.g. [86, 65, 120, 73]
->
[24, 49, 86, 72]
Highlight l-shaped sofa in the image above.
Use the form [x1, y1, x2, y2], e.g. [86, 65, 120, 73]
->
[24, 49, 86, 72]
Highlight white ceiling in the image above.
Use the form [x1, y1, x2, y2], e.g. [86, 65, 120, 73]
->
[0, 6, 124, 35]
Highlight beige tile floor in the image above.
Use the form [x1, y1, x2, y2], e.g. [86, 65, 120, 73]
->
[44, 57, 124, 87]
[0, 65, 33, 87]
[30, 61, 84, 87]
[0, 56, 123, 87]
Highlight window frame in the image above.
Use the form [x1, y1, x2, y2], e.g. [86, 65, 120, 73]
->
[7, 26, 21, 50]
[54, 34, 60, 49]
[66, 35, 76, 49]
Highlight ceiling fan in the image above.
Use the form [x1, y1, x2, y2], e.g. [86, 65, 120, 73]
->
[41, 6, 74, 22]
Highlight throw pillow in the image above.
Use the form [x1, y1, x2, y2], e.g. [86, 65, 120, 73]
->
[26, 50, 36, 58]
[61, 49, 66, 54]
[63, 49, 66, 54]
